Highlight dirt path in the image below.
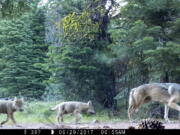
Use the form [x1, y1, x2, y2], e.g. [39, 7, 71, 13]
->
[0, 121, 179, 129]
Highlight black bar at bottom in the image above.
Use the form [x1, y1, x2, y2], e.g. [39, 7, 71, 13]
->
[0, 129, 179, 135]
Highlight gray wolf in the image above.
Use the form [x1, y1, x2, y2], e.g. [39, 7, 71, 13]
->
[128, 83, 180, 122]
[51, 100, 95, 123]
[0, 97, 24, 126]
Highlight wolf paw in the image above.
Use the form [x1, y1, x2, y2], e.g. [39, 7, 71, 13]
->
[165, 120, 175, 124]
[129, 120, 136, 123]
[15, 124, 22, 127]
[164, 119, 171, 123]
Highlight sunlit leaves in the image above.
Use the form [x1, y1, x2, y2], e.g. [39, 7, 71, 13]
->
[58, 12, 99, 43]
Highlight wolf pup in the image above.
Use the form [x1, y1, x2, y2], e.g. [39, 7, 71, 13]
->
[51, 100, 95, 123]
[0, 97, 24, 126]
[128, 83, 180, 122]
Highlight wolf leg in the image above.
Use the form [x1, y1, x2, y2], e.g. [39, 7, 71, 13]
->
[128, 105, 133, 121]
[74, 110, 82, 124]
[0, 114, 9, 126]
[10, 113, 20, 126]
[56, 115, 60, 123]
[128, 106, 137, 123]
[168, 97, 180, 111]
[57, 113, 63, 123]
[168, 102, 180, 111]
[60, 113, 64, 123]
[128, 98, 143, 122]
[76, 113, 82, 124]
[56, 106, 64, 124]
[164, 104, 170, 122]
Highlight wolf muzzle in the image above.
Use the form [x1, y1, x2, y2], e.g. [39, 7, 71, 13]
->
[89, 112, 96, 115]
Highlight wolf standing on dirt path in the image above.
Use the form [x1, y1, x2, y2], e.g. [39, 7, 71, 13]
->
[128, 83, 180, 122]
[0, 97, 24, 126]
[51, 100, 95, 124]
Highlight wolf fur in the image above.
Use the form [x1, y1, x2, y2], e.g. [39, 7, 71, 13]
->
[0, 97, 24, 126]
[51, 101, 95, 123]
[128, 83, 180, 122]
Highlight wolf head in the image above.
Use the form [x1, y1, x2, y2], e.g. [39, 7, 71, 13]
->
[87, 100, 95, 115]
[13, 97, 24, 112]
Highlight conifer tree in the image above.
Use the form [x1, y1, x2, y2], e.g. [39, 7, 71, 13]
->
[0, 2, 49, 98]
[109, 0, 180, 109]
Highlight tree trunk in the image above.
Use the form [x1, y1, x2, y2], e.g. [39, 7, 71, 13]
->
[161, 71, 169, 82]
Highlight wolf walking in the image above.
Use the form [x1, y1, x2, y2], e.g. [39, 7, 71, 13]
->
[128, 83, 180, 122]
[51, 100, 95, 123]
[0, 97, 24, 126]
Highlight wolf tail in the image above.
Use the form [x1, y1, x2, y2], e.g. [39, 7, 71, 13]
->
[50, 105, 58, 111]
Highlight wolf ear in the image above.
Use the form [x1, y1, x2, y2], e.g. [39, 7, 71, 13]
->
[87, 100, 92, 106]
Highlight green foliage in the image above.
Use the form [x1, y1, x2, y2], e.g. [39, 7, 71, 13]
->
[60, 12, 99, 42]
[0, 0, 179, 120]
[0, 0, 31, 18]
[0, 3, 49, 99]
[44, 0, 117, 109]
[0, 101, 124, 124]
[144, 42, 180, 81]
[109, 0, 180, 111]
[45, 11, 100, 99]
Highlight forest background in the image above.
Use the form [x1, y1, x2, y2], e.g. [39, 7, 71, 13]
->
[0, 0, 179, 120]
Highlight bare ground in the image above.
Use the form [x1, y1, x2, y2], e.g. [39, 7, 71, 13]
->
[0, 121, 180, 129]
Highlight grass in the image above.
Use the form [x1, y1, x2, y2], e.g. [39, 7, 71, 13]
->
[1, 101, 173, 125]
[0, 101, 127, 125]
